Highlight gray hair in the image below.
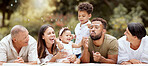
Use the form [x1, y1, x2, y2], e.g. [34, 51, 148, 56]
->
[10, 25, 28, 38]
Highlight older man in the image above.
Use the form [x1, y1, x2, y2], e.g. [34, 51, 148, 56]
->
[81, 18, 118, 64]
[0, 25, 38, 65]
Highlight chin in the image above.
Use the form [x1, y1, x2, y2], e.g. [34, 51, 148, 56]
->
[24, 44, 28, 46]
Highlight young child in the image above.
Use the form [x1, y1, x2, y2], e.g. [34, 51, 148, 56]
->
[74, 2, 93, 58]
[56, 27, 82, 64]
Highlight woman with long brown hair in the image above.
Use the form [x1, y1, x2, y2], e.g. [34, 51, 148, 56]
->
[37, 24, 67, 63]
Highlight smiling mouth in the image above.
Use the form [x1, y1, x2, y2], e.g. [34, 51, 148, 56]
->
[50, 38, 55, 41]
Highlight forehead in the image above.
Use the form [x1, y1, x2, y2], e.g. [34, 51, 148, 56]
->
[92, 21, 102, 26]
[45, 27, 54, 33]
[17, 30, 28, 38]
[78, 11, 88, 14]
[126, 28, 132, 34]
[63, 30, 71, 35]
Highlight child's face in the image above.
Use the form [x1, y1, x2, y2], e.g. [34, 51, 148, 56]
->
[60, 30, 72, 44]
[78, 11, 91, 24]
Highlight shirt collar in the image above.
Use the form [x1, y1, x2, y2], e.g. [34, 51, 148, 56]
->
[80, 20, 91, 27]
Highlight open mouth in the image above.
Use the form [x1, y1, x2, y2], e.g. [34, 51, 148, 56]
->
[50, 38, 55, 42]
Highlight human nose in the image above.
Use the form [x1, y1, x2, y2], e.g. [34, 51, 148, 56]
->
[124, 31, 126, 35]
[51, 33, 55, 37]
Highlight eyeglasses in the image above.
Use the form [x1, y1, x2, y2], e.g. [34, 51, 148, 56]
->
[88, 24, 101, 29]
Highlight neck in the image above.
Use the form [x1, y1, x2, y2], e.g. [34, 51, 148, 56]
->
[93, 35, 105, 47]
[13, 41, 22, 53]
[130, 39, 141, 50]
[47, 48, 52, 54]
[80, 21, 88, 26]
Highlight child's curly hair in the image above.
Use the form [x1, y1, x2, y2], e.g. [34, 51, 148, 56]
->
[78, 2, 93, 14]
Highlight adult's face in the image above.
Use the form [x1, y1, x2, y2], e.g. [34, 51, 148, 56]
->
[15, 30, 29, 47]
[124, 28, 135, 42]
[89, 21, 104, 40]
[42, 27, 56, 48]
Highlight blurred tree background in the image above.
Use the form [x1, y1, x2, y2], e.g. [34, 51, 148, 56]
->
[0, 0, 148, 40]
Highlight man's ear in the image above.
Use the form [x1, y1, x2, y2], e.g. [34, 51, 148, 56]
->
[102, 29, 106, 34]
[12, 38, 17, 42]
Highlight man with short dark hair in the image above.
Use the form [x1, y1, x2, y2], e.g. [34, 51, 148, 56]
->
[80, 18, 118, 64]
[0, 25, 38, 65]
[118, 22, 148, 65]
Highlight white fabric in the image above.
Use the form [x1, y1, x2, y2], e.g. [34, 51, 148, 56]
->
[118, 36, 148, 64]
[74, 20, 91, 54]
[56, 41, 73, 62]
[0, 34, 38, 63]
[40, 48, 53, 63]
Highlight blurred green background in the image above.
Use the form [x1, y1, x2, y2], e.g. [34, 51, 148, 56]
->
[0, 0, 148, 40]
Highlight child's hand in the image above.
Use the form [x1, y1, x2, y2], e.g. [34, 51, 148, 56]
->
[58, 43, 64, 50]
[55, 38, 64, 50]
[71, 34, 76, 40]
[74, 58, 80, 64]
[82, 37, 89, 49]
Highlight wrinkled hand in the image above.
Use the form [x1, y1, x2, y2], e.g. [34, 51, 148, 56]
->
[92, 51, 101, 62]
[129, 59, 142, 64]
[121, 61, 132, 65]
[55, 51, 68, 59]
[14, 57, 24, 63]
[67, 54, 77, 63]
[82, 37, 89, 49]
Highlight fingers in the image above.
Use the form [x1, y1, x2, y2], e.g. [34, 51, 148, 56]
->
[82, 37, 89, 48]
[92, 51, 101, 62]
[14, 57, 24, 63]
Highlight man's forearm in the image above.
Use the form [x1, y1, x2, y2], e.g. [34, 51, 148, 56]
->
[80, 48, 90, 63]
[99, 56, 117, 64]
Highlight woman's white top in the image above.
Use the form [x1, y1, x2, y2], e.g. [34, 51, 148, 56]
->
[118, 36, 148, 64]
[40, 48, 53, 63]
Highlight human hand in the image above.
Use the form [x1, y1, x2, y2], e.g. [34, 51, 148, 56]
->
[55, 51, 68, 59]
[120, 61, 132, 65]
[74, 58, 80, 64]
[71, 34, 76, 40]
[14, 57, 24, 63]
[55, 38, 64, 50]
[92, 51, 101, 62]
[129, 59, 142, 64]
[67, 54, 77, 63]
[82, 37, 89, 49]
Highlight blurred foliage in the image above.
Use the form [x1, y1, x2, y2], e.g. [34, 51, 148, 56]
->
[108, 4, 145, 39]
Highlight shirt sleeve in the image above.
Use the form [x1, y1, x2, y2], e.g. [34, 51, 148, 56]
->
[108, 39, 118, 55]
[141, 37, 148, 63]
[117, 37, 129, 64]
[28, 38, 38, 62]
[0, 41, 7, 62]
